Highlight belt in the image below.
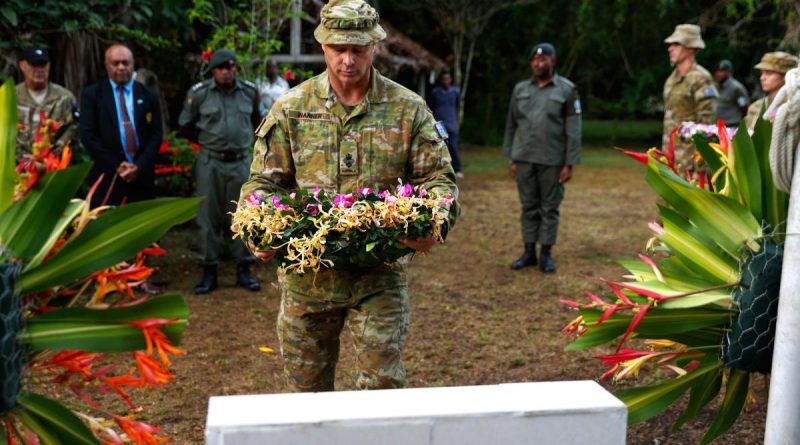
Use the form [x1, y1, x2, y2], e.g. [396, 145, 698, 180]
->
[207, 150, 247, 162]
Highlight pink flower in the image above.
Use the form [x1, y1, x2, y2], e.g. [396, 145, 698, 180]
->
[396, 183, 414, 197]
[358, 187, 373, 196]
[378, 190, 390, 198]
[333, 193, 355, 208]
[418, 188, 428, 197]
[305, 203, 319, 216]
[385, 195, 397, 204]
[271, 195, 290, 210]
[312, 186, 321, 201]
[290, 192, 297, 200]
[246, 192, 262, 206]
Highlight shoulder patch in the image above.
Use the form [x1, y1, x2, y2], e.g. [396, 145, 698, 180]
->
[573, 99, 582, 114]
[703, 87, 716, 97]
[737, 96, 748, 107]
[434, 121, 449, 139]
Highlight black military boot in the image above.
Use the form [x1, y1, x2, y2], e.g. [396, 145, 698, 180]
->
[194, 265, 218, 294]
[540, 245, 556, 273]
[511, 243, 538, 270]
[236, 262, 261, 291]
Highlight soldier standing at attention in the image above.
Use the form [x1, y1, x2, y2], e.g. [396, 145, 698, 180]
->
[662, 24, 717, 173]
[714, 59, 749, 127]
[240, 0, 459, 392]
[503, 42, 581, 273]
[179, 49, 262, 295]
[745, 52, 799, 131]
[15, 46, 77, 165]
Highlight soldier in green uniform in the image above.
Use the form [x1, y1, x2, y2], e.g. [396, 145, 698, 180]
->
[745, 51, 799, 131]
[714, 60, 749, 127]
[503, 42, 581, 273]
[178, 49, 262, 294]
[239, 0, 459, 392]
[662, 24, 718, 173]
[15, 46, 77, 165]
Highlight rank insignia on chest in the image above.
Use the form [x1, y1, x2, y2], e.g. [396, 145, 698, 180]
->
[343, 153, 355, 168]
[339, 140, 358, 176]
[146, 112, 153, 123]
[435, 121, 449, 140]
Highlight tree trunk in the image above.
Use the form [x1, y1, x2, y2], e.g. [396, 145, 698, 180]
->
[458, 37, 476, 128]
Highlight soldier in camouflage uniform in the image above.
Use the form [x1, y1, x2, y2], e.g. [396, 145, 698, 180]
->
[15, 47, 77, 165]
[663, 24, 718, 173]
[179, 49, 262, 294]
[745, 52, 799, 131]
[239, 0, 459, 392]
[503, 42, 581, 274]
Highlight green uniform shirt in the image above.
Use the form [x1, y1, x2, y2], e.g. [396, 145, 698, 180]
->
[178, 78, 260, 152]
[15, 82, 77, 162]
[240, 68, 459, 299]
[716, 76, 749, 126]
[662, 63, 718, 148]
[502, 74, 581, 167]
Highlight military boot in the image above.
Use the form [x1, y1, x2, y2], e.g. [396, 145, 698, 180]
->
[511, 243, 538, 270]
[194, 265, 218, 294]
[540, 245, 556, 273]
[236, 262, 261, 291]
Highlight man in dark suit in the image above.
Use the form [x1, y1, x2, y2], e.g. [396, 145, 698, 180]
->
[79, 43, 162, 207]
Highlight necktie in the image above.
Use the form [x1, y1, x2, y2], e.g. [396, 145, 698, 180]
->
[117, 85, 137, 158]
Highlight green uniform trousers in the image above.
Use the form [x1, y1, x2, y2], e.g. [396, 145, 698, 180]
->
[195, 151, 252, 265]
[277, 284, 409, 392]
[515, 162, 564, 246]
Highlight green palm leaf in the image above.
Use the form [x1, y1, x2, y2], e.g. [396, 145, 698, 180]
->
[17, 393, 99, 445]
[730, 124, 762, 221]
[616, 361, 721, 424]
[751, 118, 788, 235]
[18, 197, 202, 293]
[0, 164, 90, 262]
[699, 369, 750, 445]
[0, 79, 16, 213]
[19, 294, 188, 352]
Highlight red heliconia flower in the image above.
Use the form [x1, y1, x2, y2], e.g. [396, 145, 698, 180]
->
[133, 352, 175, 388]
[158, 141, 172, 154]
[201, 49, 212, 63]
[616, 147, 649, 166]
[716, 118, 730, 153]
[129, 318, 186, 366]
[113, 415, 168, 445]
[283, 68, 295, 80]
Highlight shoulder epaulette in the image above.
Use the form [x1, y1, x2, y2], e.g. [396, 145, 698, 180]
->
[190, 81, 205, 92]
[241, 79, 257, 90]
[556, 75, 575, 89]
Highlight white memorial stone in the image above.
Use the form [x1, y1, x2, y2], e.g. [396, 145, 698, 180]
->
[206, 380, 626, 445]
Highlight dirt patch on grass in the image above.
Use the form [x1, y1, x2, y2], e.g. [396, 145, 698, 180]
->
[141, 145, 766, 444]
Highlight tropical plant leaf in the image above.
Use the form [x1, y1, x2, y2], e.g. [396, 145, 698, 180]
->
[15, 409, 63, 445]
[26, 200, 83, 269]
[0, 79, 16, 213]
[673, 364, 723, 430]
[0, 163, 90, 263]
[646, 160, 761, 256]
[616, 361, 721, 424]
[567, 308, 730, 350]
[692, 134, 724, 174]
[660, 328, 727, 347]
[17, 197, 202, 293]
[19, 294, 188, 352]
[700, 369, 750, 445]
[17, 392, 100, 445]
[730, 122, 762, 221]
[751, 117, 788, 236]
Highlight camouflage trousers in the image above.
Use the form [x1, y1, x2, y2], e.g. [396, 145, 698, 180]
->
[277, 284, 409, 392]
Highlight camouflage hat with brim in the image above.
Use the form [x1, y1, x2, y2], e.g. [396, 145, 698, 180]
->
[314, 0, 386, 46]
[664, 24, 705, 49]
[754, 51, 799, 74]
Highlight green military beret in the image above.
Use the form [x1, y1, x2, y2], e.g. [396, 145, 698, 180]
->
[209, 48, 237, 70]
[529, 42, 556, 59]
[314, 0, 386, 46]
[755, 51, 799, 74]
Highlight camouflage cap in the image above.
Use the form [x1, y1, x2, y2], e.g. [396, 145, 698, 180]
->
[664, 24, 705, 49]
[314, 0, 386, 46]
[754, 51, 799, 74]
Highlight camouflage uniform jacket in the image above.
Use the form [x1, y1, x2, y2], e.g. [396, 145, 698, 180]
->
[15, 82, 77, 162]
[240, 68, 459, 299]
[662, 63, 718, 148]
[745, 97, 769, 132]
